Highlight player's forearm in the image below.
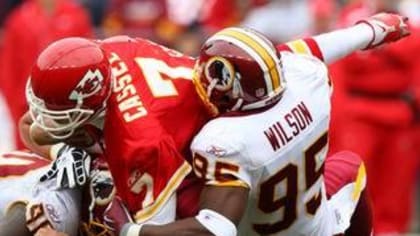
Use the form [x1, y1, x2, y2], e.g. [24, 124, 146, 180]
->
[313, 23, 373, 64]
[19, 113, 52, 158]
[281, 13, 408, 64]
[126, 186, 245, 236]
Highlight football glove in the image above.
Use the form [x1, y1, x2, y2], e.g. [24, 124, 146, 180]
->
[357, 12, 410, 49]
[40, 143, 91, 189]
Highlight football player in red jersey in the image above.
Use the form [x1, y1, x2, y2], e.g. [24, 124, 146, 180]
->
[21, 12, 408, 235]
[23, 35, 211, 226]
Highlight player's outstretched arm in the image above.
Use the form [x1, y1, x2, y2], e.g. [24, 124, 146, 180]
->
[121, 186, 249, 236]
[279, 13, 410, 64]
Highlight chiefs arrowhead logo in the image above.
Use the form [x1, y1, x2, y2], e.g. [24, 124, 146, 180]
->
[69, 69, 104, 101]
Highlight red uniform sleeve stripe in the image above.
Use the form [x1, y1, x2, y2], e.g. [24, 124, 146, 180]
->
[276, 43, 293, 53]
[303, 38, 324, 61]
[0, 162, 49, 177]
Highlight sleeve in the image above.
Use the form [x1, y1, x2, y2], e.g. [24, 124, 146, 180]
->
[280, 49, 333, 95]
[0, 151, 50, 177]
[104, 104, 191, 224]
[191, 130, 252, 189]
[277, 37, 325, 61]
[277, 23, 374, 64]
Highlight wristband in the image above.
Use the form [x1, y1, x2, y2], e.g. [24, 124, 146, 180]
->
[195, 209, 237, 236]
[120, 223, 143, 236]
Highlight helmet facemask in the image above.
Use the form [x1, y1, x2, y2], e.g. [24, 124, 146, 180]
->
[26, 80, 95, 140]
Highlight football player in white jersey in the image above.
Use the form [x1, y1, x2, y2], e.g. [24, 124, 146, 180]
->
[119, 13, 409, 236]
[0, 150, 82, 236]
[0, 148, 123, 236]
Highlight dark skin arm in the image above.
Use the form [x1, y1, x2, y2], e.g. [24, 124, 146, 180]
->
[140, 185, 249, 236]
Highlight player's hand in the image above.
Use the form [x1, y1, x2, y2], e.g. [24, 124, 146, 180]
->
[103, 197, 133, 234]
[40, 143, 91, 189]
[357, 12, 410, 49]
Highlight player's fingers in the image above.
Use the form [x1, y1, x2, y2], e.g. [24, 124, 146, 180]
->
[400, 15, 410, 34]
[66, 166, 76, 188]
[55, 168, 66, 189]
[74, 162, 86, 186]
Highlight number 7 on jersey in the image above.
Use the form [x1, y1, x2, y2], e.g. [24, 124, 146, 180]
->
[135, 58, 193, 98]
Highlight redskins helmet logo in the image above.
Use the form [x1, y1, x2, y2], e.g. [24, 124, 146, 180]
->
[89, 170, 116, 206]
[204, 57, 236, 92]
[69, 69, 104, 101]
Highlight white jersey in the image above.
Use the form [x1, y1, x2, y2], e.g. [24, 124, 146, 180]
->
[0, 151, 81, 236]
[191, 52, 333, 235]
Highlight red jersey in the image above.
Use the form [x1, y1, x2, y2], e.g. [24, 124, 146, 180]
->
[98, 36, 210, 222]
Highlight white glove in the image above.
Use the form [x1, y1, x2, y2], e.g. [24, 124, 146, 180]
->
[40, 143, 91, 189]
[357, 12, 410, 49]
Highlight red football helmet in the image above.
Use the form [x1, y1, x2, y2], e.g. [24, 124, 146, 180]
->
[193, 27, 285, 116]
[26, 37, 112, 139]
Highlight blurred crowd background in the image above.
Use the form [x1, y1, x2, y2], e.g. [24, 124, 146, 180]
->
[0, 0, 420, 235]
